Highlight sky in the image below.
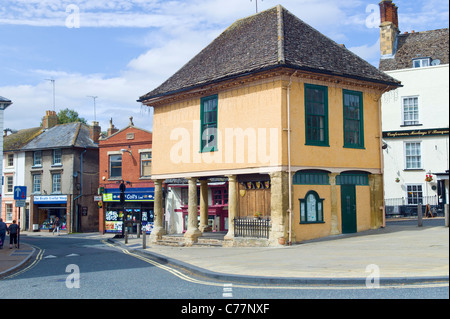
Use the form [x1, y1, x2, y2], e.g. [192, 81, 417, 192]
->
[0, 0, 448, 133]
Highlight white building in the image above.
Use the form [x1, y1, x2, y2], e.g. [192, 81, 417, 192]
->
[378, 1, 449, 212]
[0, 96, 13, 220]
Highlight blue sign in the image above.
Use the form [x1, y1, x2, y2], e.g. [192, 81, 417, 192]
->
[102, 187, 154, 202]
[14, 186, 27, 200]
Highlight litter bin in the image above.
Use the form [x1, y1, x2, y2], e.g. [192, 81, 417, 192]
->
[33, 224, 39, 232]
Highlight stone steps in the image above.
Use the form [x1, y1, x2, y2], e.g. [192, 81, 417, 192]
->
[156, 235, 223, 247]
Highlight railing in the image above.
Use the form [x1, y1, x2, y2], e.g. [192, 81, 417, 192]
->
[385, 196, 443, 217]
[234, 217, 271, 239]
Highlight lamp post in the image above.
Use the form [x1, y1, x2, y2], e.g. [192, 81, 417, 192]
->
[0, 96, 13, 218]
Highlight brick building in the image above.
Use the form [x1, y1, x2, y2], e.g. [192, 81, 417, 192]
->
[98, 118, 155, 234]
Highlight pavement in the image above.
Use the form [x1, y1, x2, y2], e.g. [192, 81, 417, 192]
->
[1, 219, 448, 285]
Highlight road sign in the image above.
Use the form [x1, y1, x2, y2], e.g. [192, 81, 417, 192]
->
[15, 200, 26, 207]
[14, 186, 27, 200]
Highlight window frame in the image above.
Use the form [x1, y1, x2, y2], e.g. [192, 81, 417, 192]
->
[402, 96, 420, 126]
[33, 174, 41, 194]
[406, 184, 423, 205]
[33, 151, 42, 167]
[6, 175, 14, 193]
[109, 154, 122, 179]
[140, 152, 152, 177]
[7, 154, 14, 167]
[200, 95, 219, 153]
[53, 148, 62, 165]
[52, 173, 61, 194]
[412, 57, 431, 68]
[404, 141, 422, 170]
[304, 84, 329, 147]
[299, 190, 325, 224]
[343, 89, 365, 149]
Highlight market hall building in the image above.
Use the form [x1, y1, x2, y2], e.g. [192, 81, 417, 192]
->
[98, 118, 155, 235]
[138, 5, 401, 246]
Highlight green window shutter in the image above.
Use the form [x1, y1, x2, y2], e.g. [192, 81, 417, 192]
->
[336, 173, 369, 186]
[343, 90, 364, 149]
[305, 84, 329, 147]
[200, 95, 218, 153]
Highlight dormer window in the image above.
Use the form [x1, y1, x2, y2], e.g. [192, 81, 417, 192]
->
[412, 57, 431, 68]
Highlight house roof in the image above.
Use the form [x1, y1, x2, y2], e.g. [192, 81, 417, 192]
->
[21, 122, 98, 151]
[139, 5, 400, 103]
[380, 28, 449, 71]
[0, 96, 12, 103]
[3, 127, 43, 152]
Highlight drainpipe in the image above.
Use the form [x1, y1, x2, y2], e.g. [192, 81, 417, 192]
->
[287, 71, 298, 245]
[73, 149, 87, 232]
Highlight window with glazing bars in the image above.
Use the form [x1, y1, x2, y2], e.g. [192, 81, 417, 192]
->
[343, 90, 364, 148]
[402, 97, 419, 125]
[200, 95, 218, 152]
[305, 84, 329, 146]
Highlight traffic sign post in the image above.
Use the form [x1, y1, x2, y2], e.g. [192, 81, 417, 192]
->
[14, 186, 26, 249]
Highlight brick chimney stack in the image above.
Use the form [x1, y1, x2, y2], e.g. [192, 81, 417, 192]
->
[90, 121, 101, 144]
[379, 0, 400, 58]
[42, 110, 59, 129]
[107, 118, 119, 137]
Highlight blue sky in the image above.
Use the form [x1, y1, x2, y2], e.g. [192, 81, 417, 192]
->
[1, 0, 448, 132]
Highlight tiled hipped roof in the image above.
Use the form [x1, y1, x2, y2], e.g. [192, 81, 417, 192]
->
[380, 28, 449, 71]
[139, 5, 400, 102]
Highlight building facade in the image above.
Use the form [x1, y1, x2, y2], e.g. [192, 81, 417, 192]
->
[139, 6, 400, 246]
[379, 0, 449, 213]
[21, 111, 100, 232]
[98, 118, 155, 235]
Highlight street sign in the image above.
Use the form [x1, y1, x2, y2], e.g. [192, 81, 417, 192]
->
[15, 200, 26, 207]
[14, 186, 27, 200]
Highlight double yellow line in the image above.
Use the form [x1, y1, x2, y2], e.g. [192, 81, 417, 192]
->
[2, 246, 45, 280]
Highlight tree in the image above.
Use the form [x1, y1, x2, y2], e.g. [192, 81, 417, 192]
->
[57, 108, 87, 124]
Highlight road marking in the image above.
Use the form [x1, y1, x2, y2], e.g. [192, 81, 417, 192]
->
[1, 247, 44, 280]
[66, 253, 80, 257]
[44, 255, 57, 259]
[102, 240, 450, 291]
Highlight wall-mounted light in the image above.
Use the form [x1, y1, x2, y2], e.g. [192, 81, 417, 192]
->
[120, 148, 132, 155]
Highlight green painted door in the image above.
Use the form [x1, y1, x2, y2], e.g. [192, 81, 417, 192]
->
[341, 185, 357, 234]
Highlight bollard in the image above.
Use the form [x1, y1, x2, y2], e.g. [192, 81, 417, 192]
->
[142, 227, 147, 249]
[445, 204, 449, 227]
[124, 225, 128, 244]
[417, 203, 423, 227]
[137, 223, 141, 239]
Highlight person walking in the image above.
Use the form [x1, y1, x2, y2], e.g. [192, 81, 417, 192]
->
[52, 217, 60, 235]
[7, 220, 19, 249]
[0, 218, 7, 249]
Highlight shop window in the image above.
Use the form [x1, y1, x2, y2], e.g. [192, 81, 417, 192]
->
[299, 191, 324, 224]
[109, 154, 122, 178]
[212, 188, 228, 205]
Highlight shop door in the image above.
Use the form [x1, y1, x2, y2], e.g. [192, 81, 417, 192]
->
[341, 185, 357, 234]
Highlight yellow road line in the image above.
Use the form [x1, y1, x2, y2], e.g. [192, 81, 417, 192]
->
[2, 246, 44, 280]
[104, 241, 449, 290]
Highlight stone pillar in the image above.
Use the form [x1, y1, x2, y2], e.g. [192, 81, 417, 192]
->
[369, 174, 384, 229]
[149, 179, 165, 243]
[184, 177, 202, 244]
[199, 179, 211, 233]
[329, 173, 340, 235]
[224, 175, 237, 241]
[269, 171, 289, 245]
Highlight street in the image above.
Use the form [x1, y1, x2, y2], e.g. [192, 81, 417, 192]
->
[1, 232, 448, 303]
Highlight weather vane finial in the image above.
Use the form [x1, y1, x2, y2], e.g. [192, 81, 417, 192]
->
[250, 0, 263, 13]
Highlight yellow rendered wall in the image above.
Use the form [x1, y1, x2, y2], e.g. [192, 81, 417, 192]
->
[287, 78, 382, 171]
[151, 78, 284, 176]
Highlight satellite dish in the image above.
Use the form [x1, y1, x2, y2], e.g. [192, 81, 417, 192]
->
[431, 59, 441, 66]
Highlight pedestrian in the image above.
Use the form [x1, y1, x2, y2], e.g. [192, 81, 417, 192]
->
[52, 217, 60, 235]
[0, 218, 7, 249]
[7, 220, 19, 249]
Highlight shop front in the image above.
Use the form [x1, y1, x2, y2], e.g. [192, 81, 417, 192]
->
[33, 195, 68, 232]
[102, 187, 155, 234]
